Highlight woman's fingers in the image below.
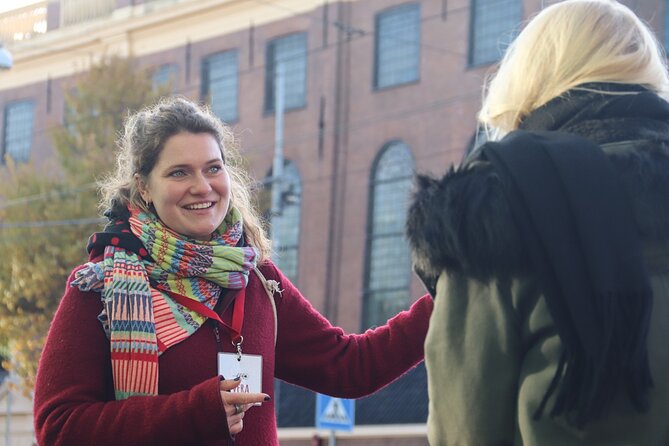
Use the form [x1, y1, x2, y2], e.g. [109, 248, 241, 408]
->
[220, 390, 271, 412]
[219, 378, 242, 391]
[224, 402, 254, 417]
[228, 416, 244, 435]
[219, 378, 271, 434]
[219, 379, 271, 405]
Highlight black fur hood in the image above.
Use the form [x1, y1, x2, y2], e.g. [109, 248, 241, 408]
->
[407, 84, 669, 282]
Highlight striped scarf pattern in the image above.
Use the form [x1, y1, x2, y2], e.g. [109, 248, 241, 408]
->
[72, 206, 258, 399]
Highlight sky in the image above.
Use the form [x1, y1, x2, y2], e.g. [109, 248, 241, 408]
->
[0, 0, 43, 14]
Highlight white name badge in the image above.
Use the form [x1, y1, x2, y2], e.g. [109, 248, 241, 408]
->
[218, 353, 263, 401]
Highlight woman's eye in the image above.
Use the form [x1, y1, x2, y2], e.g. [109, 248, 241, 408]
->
[169, 170, 186, 177]
[208, 165, 222, 174]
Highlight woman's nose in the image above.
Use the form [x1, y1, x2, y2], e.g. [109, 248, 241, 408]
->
[190, 173, 212, 194]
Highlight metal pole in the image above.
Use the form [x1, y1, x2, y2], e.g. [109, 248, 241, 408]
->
[5, 385, 11, 446]
[270, 62, 285, 242]
[328, 429, 336, 446]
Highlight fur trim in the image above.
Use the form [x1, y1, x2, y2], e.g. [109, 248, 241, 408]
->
[407, 140, 669, 281]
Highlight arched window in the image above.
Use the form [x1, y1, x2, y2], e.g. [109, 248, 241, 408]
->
[363, 141, 414, 328]
[269, 160, 302, 283]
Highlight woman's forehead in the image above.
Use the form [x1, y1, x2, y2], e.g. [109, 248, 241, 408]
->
[156, 132, 223, 165]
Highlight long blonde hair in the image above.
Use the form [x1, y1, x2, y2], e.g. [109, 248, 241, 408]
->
[100, 96, 272, 261]
[479, 0, 669, 139]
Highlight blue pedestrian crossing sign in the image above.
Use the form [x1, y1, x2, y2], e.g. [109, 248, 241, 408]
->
[315, 394, 355, 431]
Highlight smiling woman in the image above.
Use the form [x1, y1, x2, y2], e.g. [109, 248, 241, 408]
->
[32, 96, 434, 446]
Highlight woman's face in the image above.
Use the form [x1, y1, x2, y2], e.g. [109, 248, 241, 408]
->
[137, 131, 231, 240]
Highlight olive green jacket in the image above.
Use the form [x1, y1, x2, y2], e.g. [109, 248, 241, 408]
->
[425, 243, 669, 445]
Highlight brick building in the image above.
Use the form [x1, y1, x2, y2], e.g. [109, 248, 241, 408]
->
[0, 0, 666, 444]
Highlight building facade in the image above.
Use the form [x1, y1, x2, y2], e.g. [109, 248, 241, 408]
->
[1, 0, 666, 444]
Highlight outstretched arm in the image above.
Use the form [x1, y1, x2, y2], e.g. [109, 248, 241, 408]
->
[269, 264, 433, 398]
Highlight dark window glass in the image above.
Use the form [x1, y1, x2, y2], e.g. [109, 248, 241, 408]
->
[364, 142, 414, 328]
[270, 161, 302, 283]
[3, 100, 35, 164]
[202, 50, 239, 123]
[469, 0, 522, 66]
[374, 3, 421, 89]
[265, 33, 307, 113]
[152, 63, 179, 91]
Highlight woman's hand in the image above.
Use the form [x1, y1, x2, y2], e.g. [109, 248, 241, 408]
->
[219, 378, 270, 435]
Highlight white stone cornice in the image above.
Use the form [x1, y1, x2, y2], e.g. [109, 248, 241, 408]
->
[1, 0, 331, 89]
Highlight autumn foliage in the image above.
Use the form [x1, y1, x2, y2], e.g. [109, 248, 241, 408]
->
[0, 56, 165, 393]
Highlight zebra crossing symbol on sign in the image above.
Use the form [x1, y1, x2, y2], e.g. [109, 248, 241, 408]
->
[322, 398, 349, 423]
[316, 394, 355, 431]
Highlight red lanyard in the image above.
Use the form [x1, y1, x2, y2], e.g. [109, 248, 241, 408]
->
[157, 285, 246, 344]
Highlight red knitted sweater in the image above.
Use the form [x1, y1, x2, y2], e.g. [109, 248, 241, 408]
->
[34, 261, 432, 445]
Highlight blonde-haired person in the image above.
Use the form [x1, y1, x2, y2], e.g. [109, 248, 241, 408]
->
[34, 96, 433, 446]
[407, 0, 669, 444]
[480, 0, 669, 138]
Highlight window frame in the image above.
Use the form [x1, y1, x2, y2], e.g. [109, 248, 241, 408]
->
[151, 63, 180, 92]
[468, 0, 522, 67]
[362, 140, 415, 329]
[201, 49, 240, 123]
[264, 32, 308, 114]
[2, 99, 36, 164]
[373, 2, 422, 91]
[268, 160, 303, 284]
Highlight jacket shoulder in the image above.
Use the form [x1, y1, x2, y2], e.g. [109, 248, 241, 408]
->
[407, 153, 527, 282]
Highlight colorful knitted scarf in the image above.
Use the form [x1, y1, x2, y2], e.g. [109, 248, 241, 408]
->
[71, 206, 258, 399]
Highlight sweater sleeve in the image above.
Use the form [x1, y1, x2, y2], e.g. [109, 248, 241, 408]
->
[267, 263, 433, 398]
[425, 271, 522, 445]
[33, 269, 230, 446]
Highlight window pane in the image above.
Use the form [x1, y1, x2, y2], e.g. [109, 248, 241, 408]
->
[202, 50, 238, 123]
[375, 142, 414, 181]
[366, 287, 413, 326]
[266, 33, 307, 112]
[368, 235, 412, 291]
[4, 100, 35, 163]
[270, 161, 302, 283]
[152, 63, 179, 91]
[470, 0, 521, 66]
[364, 142, 414, 328]
[375, 3, 421, 89]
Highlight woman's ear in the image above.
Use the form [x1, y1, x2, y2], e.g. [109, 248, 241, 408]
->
[134, 173, 151, 204]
